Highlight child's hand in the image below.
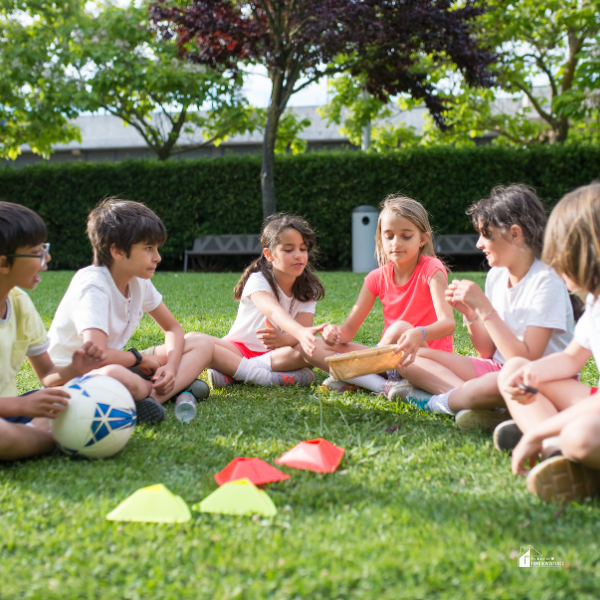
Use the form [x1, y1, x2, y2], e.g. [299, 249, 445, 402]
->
[71, 341, 106, 375]
[256, 319, 288, 349]
[140, 353, 161, 375]
[322, 324, 341, 346]
[445, 279, 477, 319]
[449, 279, 491, 313]
[395, 327, 423, 368]
[502, 365, 540, 404]
[20, 388, 70, 419]
[511, 432, 542, 476]
[151, 365, 177, 396]
[297, 323, 328, 357]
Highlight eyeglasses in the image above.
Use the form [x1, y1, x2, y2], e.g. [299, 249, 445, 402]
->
[3, 243, 51, 267]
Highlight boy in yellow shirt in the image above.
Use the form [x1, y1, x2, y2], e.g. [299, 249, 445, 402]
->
[0, 202, 104, 460]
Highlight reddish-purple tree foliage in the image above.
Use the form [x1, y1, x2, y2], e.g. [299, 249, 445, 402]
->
[151, 0, 495, 217]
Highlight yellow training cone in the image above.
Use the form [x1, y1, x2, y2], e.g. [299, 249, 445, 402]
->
[194, 478, 277, 517]
[106, 484, 191, 523]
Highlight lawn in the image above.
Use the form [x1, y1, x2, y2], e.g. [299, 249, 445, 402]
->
[2, 271, 600, 600]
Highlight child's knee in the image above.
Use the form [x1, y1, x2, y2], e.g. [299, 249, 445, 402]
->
[0, 420, 16, 453]
[497, 356, 530, 388]
[561, 415, 600, 462]
[381, 321, 412, 344]
[183, 332, 215, 352]
[95, 364, 152, 399]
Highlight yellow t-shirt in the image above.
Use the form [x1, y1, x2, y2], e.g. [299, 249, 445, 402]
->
[0, 287, 49, 398]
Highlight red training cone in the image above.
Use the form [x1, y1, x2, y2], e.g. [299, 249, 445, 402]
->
[275, 438, 345, 473]
[214, 457, 290, 486]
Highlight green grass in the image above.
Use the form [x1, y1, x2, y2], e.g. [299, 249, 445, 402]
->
[3, 271, 600, 600]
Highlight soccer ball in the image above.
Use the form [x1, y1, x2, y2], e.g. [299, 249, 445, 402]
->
[51, 375, 137, 459]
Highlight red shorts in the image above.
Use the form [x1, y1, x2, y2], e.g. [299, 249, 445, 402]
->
[470, 357, 503, 378]
[591, 387, 598, 395]
[231, 342, 271, 359]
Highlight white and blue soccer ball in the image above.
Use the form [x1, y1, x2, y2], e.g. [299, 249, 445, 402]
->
[51, 375, 137, 459]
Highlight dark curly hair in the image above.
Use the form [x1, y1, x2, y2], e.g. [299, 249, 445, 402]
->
[234, 213, 325, 303]
[467, 184, 547, 258]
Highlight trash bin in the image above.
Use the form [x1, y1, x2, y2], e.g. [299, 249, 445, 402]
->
[352, 205, 378, 273]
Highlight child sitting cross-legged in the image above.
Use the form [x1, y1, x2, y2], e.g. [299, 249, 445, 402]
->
[398, 185, 574, 430]
[498, 183, 600, 504]
[0, 202, 106, 461]
[48, 198, 207, 425]
[300, 194, 456, 395]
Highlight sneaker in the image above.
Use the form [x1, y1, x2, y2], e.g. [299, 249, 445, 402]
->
[455, 408, 511, 432]
[207, 369, 234, 390]
[386, 370, 403, 382]
[319, 376, 357, 394]
[385, 380, 432, 410]
[493, 419, 523, 453]
[135, 396, 165, 425]
[272, 368, 315, 387]
[526, 455, 600, 504]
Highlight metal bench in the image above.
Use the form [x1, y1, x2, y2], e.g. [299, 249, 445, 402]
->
[184, 235, 261, 272]
[434, 234, 482, 255]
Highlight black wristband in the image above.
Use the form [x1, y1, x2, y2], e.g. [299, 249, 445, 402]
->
[128, 348, 142, 367]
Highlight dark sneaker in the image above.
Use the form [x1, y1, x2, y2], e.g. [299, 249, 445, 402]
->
[207, 369, 234, 390]
[319, 376, 357, 394]
[455, 408, 511, 432]
[271, 368, 315, 387]
[135, 396, 165, 425]
[185, 379, 210, 400]
[384, 380, 432, 410]
[493, 419, 523, 452]
[526, 455, 600, 503]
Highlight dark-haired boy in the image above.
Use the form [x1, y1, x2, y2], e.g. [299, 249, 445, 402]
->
[48, 198, 206, 424]
[0, 202, 105, 460]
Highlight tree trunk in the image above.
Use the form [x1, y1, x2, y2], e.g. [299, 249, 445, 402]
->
[261, 91, 283, 218]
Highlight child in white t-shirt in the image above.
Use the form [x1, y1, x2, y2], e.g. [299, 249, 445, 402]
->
[190, 214, 326, 390]
[48, 198, 207, 424]
[392, 185, 574, 431]
[499, 182, 600, 504]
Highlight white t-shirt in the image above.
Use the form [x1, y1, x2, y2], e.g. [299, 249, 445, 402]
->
[485, 259, 574, 364]
[574, 294, 600, 384]
[223, 272, 317, 352]
[48, 266, 162, 366]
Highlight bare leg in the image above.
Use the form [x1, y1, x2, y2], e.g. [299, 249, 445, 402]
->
[0, 419, 55, 460]
[379, 320, 417, 345]
[399, 355, 471, 394]
[297, 337, 369, 372]
[447, 372, 504, 412]
[90, 364, 153, 401]
[270, 346, 311, 371]
[561, 415, 600, 470]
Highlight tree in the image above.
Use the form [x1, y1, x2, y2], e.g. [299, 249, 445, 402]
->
[0, 0, 82, 159]
[150, 0, 494, 217]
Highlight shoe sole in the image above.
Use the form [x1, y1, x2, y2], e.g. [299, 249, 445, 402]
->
[493, 420, 522, 452]
[526, 456, 600, 503]
[207, 370, 232, 390]
[136, 398, 165, 425]
[455, 409, 511, 432]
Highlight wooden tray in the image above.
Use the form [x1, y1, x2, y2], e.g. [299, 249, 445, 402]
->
[325, 345, 401, 380]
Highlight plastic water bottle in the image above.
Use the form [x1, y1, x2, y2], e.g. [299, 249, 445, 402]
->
[175, 392, 197, 423]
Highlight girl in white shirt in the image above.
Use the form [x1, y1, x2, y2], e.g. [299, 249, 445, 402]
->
[499, 182, 600, 504]
[391, 185, 574, 431]
[196, 214, 326, 389]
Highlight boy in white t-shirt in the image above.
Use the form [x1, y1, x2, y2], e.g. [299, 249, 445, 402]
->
[0, 202, 105, 460]
[48, 198, 206, 424]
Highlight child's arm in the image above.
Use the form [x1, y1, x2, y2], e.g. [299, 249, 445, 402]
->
[501, 339, 590, 404]
[321, 283, 377, 346]
[31, 342, 106, 388]
[256, 313, 314, 349]
[396, 271, 455, 366]
[146, 302, 185, 397]
[0, 388, 70, 419]
[250, 292, 326, 356]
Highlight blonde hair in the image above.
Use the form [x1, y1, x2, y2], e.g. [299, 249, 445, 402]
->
[542, 182, 600, 298]
[375, 194, 436, 269]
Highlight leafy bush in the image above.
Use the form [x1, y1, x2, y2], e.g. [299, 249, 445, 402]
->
[1, 144, 599, 269]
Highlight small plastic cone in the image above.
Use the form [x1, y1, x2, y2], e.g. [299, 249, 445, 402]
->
[195, 478, 277, 516]
[106, 484, 191, 523]
[214, 457, 290, 486]
[275, 438, 345, 473]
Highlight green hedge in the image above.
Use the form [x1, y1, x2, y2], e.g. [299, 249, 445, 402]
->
[1, 144, 599, 270]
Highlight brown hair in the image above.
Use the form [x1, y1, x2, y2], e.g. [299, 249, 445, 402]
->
[542, 182, 600, 298]
[375, 194, 436, 270]
[87, 197, 167, 267]
[467, 185, 546, 258]
[234, 213, 325, 303]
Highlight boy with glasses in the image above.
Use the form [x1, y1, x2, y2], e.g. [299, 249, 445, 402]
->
[0, 202, 105, 461]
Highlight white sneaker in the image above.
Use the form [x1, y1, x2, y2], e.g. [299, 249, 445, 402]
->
[319, 376, 357, 394]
